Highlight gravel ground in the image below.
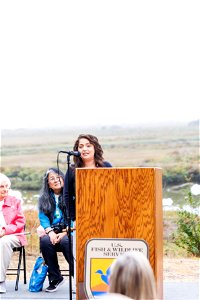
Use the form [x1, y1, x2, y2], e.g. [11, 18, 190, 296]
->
[8, 253, 200, 282]
[163, 257, 199, 282]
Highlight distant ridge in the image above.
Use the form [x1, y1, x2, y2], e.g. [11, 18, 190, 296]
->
[2, 120, 198, 133]
[188, 119, 199, 127]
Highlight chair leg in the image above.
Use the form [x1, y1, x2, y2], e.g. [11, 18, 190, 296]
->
[15, 248, 22, 291]
[22, 246, 27, 284]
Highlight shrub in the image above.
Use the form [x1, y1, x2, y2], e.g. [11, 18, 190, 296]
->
[173, 192, 200, 257]
[5, 167, 44, 191]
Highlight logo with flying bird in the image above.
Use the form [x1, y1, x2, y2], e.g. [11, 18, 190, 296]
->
[95, 266, 111, 285]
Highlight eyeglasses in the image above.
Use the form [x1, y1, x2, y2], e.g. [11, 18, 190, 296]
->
[48, 176, 62, 183]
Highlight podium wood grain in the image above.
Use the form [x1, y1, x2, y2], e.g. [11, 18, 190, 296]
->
[76, 168, 163, 299]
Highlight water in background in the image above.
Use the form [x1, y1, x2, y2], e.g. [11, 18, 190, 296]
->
[163, 183, 200, 215]
[10, 183, 200, 214]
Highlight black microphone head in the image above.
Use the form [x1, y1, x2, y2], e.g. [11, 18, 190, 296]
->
[59, 150, 81, 157]
[73, 151, 81, 157]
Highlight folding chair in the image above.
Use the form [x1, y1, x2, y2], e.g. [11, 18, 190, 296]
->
[7, 245, 27, 291]
[57, 250, 70, 277]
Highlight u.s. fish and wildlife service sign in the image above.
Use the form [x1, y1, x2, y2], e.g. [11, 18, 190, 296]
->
[84, 238, 149, 299]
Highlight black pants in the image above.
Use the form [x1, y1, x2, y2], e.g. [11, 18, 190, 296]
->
[40, 235, 74, 283]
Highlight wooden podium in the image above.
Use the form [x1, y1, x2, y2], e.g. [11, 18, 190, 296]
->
[75, 168, 163, 299]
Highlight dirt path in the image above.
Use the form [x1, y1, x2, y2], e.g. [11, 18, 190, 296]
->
[164, 257, 199, 282]
[9, 253, 199, 282]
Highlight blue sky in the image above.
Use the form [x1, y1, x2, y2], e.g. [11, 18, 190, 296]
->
[0, 1, 199, 129]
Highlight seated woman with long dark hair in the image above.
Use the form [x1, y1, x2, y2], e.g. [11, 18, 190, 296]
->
[38, 167, 74, 293]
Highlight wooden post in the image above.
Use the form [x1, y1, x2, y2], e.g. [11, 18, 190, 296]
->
[76, 168, 163, 299]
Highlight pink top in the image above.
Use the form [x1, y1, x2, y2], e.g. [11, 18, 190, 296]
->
[2, 195, 27, 246]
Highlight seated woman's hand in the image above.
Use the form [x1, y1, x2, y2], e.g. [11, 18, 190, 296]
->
[48, 230, 58, 245]
[0, 227, 6, 238]
[54, 231, 67, 243]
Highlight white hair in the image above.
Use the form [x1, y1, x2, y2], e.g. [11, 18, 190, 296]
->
[0, 173, 11, 188]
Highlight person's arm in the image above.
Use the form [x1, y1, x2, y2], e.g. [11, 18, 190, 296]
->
[3, 198, 25, 235]
[38, 211, 51, 230]
[38, 211, 58, 244]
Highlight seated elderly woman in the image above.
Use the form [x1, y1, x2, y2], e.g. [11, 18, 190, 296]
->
[0, 173, 26, 294]
[108, 251, 157, 300]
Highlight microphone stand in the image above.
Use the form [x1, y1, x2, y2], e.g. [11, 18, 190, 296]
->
[66, 154, 73, 300]
[58, 150, 80, 299]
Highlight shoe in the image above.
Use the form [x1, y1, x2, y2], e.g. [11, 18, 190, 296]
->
[0, 281, 6, 293]
[45, 277, 64, 293]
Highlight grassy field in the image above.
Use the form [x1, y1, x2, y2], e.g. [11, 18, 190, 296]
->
[1, 123, 199, 175]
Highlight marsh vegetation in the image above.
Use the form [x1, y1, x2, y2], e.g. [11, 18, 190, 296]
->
[1, 122, 199, 256]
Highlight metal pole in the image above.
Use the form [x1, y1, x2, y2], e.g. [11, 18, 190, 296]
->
[66, 154, 73, 300]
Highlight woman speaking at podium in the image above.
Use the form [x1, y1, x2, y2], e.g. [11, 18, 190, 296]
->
[63, 133, 112, 289]
[64, 133, 112, 222]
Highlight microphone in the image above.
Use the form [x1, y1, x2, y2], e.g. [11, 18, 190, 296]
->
[59, 150, 81, 157]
